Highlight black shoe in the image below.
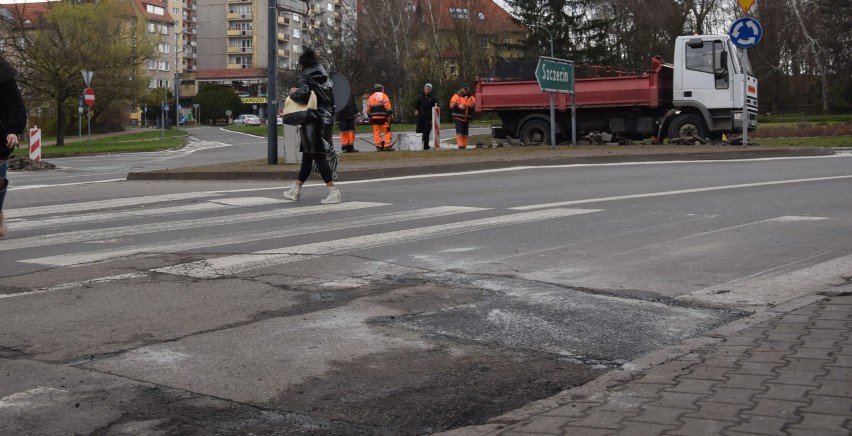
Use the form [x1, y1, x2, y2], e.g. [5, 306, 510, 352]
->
[424, 144, 430, 150]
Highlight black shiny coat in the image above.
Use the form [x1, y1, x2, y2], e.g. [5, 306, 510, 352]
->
[0, 56, 26, 141]
[290, 64, 334, 154]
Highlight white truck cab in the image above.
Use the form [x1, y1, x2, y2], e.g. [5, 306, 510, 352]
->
[668, 35, 758, 138]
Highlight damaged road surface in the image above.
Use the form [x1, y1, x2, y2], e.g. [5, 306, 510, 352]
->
[0, 261, 740, 435]
[4, 152, 852, 434]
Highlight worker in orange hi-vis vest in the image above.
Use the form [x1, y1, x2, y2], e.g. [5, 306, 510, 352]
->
[366, 84, 394, 151]
[449, 83, 475, 149]
[337, 94, 359, 153]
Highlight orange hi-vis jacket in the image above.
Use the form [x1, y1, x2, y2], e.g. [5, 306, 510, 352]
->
[367, 92, 392, 121]
[450, 94, 475, 122]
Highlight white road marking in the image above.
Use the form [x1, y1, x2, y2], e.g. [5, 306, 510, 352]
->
[24, 206, 486, 266]
[510, 174, 852, 210]
[0, 387, 68, 408]
[766, 215, 828, 222]
[8, 178, 127, 191]
[12, 203, 228, 231]
[0, 273, 147, 299]
[1, 201, 388, 252]
[153, 208, 602, 279]
[6, 192, 223, 218]
[207, 197, 289, 206]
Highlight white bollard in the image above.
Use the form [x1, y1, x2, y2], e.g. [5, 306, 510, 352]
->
[283, 124, 300, 164]
[29, 126, 41, 161]
[431, 106, 441, 149]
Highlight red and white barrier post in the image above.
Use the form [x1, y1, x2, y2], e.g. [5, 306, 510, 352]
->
[431, 106, 441, 149]
[29, 125, 41, 161]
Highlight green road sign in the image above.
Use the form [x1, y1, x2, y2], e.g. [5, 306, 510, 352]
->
[536, 57, 574, 93]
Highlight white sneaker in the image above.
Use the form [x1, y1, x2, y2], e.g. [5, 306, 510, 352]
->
[282, 183, 301, 201]
[320, 187, 342, 204]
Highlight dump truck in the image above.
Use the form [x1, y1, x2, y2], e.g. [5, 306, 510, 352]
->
[475, 34, 758, 144]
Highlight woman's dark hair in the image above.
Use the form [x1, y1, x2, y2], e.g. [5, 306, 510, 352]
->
[299, 48, 318, 68]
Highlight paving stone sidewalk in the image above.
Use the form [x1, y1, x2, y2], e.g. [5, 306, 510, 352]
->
[440, 292, 852, 436]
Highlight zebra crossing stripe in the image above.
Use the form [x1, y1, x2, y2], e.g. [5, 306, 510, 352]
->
[7, 192, 224, 218]
[12, 203, 228, 231]
[23, 206, 487, 267]
[1, 201, 388, 252]
[153, 208, 602, 279]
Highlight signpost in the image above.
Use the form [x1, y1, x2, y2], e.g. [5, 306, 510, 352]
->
[81, 70, 93, 146]
[535, 57, 576, 146]
[729, 16, 762, 146]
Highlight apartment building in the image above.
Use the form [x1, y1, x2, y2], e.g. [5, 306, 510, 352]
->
[190, 0, 343, 114]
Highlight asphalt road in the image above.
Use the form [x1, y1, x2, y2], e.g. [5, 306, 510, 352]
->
[2, 131, 852, 434]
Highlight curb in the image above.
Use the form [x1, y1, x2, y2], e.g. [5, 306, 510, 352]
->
[125, 147, 835, 181]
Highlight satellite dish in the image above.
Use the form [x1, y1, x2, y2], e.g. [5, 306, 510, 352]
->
[329, 71, 352, 113]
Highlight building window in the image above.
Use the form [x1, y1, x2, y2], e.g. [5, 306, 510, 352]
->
[292, 13, 300, 22]
[147, 60, 157, 70]
[478, 12, 485, 20]
[159, 61, 169, 71]
[172, 7, 179, 14]
[481, 38, 488, 48]
[448, 7, 468, 19]
[327, 2, 333, 11]
[146, 4, 165, 15]
[292, 45, 301, 54]
[159, 43, 170, 53]
[293, 28, 301, 38]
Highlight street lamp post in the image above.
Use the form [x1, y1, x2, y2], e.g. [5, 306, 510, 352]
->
[531, 25, 556, 147]
[175, 29, 186, 132]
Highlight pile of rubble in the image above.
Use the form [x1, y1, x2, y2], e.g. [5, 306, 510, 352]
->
[7, 157, 56, 171]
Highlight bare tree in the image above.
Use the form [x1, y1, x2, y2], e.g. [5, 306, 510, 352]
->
[1, 0, 156, 144]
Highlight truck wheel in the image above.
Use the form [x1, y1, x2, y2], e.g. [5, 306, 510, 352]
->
[667, 114, 708, 139]
[519, 119, 549, 145]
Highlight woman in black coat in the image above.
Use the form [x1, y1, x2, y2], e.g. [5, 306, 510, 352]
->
[0, 55, 27, 237]
[282, 48, 341, 204]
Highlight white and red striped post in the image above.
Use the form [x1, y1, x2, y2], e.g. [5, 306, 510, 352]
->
[431, 106, 441, 149]
[29, 125, 41, 161]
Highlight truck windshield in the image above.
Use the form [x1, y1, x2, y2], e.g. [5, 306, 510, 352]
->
[728, 41, 754, 75]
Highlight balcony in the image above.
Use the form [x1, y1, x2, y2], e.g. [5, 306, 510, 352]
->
[227, 63, 254, 69]
[277, 16, 289, 25]
[227, 12, 252, 20]
[227, 29, 241, 36]
[227, 46, 253, 54]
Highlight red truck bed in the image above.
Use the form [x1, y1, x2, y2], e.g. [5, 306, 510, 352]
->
[476, 57, 673, 112]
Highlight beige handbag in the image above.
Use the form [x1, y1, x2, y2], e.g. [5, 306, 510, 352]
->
[281, 91, 318, 125]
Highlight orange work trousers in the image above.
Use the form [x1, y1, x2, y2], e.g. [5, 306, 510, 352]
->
[372, 121, 392, 148]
